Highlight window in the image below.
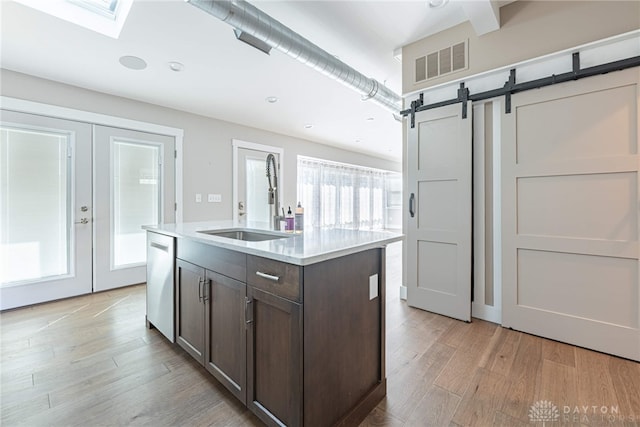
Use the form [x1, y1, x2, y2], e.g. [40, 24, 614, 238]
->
[14, 0, 133, 38]
[1, 125, 72, 284]
[297, 156, 401, 231]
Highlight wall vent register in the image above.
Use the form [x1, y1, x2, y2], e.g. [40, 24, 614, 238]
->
[415, 40, 468, 83]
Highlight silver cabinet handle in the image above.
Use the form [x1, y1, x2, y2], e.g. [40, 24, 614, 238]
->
[256, 271, 280, 282]
[245, 297, 253, 325]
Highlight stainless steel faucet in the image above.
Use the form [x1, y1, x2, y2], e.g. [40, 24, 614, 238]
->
[266, 153, 283, 230]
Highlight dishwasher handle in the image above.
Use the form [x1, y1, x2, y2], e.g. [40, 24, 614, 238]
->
[150, 241, 169, 252]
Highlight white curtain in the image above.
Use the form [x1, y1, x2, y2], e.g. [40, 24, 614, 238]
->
[297, 156, 393, 231]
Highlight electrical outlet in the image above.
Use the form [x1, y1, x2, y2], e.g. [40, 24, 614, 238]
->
[195, 193, 202, 203]
[369, 274, 378, 300]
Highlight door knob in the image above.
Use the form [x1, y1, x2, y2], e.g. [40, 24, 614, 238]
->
[75, 218, 89, 224]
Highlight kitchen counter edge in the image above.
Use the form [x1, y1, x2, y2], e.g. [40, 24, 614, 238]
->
[143, 222, 403, 266]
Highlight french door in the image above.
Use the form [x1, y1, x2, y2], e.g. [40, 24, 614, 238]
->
[406, 103, 472, 322]
[93, 125, 175, 291]
[1, 111, 175, 309]
[1, 111, 92, 309]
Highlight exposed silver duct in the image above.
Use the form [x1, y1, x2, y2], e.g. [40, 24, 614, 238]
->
[187, 0, 403, 114]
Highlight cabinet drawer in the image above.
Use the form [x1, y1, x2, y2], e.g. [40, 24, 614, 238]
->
[247, 255, 301, 302]
[177, 238, 246, 282]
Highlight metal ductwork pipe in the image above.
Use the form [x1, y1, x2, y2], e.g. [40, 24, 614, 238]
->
[187, 0, 403, 114]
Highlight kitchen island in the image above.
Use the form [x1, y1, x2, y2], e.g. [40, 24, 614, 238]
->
[144, 221, 402, 427]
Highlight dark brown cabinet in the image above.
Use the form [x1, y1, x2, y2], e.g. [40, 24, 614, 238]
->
[246, 286, 302, 427]
[205, 271, 247, 404]
[172, 236, 386, 427]
[175, 248, 247, 404]
[175, 259, 206, 364]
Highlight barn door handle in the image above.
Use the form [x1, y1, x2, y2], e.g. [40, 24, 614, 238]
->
[409, 193, 415, 218]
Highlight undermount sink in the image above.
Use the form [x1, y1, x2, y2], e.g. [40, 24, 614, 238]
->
[197, 229, 292, 242]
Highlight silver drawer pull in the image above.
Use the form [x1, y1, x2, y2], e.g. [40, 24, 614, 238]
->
[256, 271, 280, 282]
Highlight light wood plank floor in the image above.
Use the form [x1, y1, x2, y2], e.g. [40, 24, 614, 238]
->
[2, 242, 639, 426]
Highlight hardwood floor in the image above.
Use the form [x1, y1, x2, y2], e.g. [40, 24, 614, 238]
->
[2, 241, 639, 426]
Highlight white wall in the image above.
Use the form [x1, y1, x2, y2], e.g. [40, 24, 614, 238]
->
[0, 69, 401, 222]
[402, 0, 640, 94]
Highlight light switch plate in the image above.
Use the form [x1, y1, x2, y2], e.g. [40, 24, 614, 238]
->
[195, 193, 202, 203]
[208, 194, 222, 203]
[369, 274, 378, 300]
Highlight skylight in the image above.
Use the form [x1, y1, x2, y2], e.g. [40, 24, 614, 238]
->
[14, 0, 133, 39]
[68, 0, 120, 20]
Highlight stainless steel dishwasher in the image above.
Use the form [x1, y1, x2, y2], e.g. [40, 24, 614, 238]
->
[146, 231, 175, 342]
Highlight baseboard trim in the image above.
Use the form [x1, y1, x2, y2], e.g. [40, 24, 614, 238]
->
[335, 380, 386, 427]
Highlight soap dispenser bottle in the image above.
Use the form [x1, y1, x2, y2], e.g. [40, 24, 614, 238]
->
[285, 206, 294, 232]
[295, 202, 304, 233]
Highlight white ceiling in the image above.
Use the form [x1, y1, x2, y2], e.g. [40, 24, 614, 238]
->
[0, 0, 505, 161]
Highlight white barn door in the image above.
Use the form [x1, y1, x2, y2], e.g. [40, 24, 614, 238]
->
[502, 68, 640, 361]
[407, 103, 472, 322]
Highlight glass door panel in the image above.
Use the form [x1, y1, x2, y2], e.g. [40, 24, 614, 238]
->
[0, 110, 92, 310]
[1, 127, 71, 282]
[112, 140, 160, 268]
[245, 156, 270, 224]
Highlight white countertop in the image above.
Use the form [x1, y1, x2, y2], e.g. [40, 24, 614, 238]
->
[144, 221, 403, 266]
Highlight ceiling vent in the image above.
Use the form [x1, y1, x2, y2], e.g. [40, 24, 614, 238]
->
[415, 40, 468, 83]
[187, 0, 402, 114]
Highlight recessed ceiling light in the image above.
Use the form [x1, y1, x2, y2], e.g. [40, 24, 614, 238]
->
[428, 0, 449, 8]
[355, 138, 361, 143]
[168, 61, 184, 72]
[366, 117, 375, 121]
[119, 55, 147, 70]
[265, 96, 279, 103]
[304, 124, 313, 129]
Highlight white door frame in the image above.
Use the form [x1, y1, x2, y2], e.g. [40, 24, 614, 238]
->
[0, 96, 184, 223]
[231, 139, 284, 223]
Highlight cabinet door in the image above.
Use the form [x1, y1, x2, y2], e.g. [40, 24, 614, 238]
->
[175, 259, 205, 364]
[247, 287, 302, 427]
[205, 270, 247, 404]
